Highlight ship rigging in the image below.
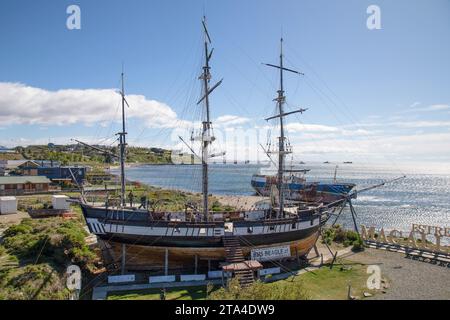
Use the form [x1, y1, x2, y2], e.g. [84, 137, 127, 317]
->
[74, 18, 402, 278]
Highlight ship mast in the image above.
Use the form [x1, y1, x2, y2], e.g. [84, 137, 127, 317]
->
[118, 71, 127, 206]
[197, 17, 223, 221]
[264, 38, 306, 218]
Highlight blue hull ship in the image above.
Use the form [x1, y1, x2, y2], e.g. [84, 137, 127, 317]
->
[251, 174, 355, 204]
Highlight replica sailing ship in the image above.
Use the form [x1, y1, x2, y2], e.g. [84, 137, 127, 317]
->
[251, 172, 355, 204]
[78, 19, 343, 270]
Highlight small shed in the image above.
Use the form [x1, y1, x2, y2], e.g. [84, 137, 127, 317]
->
[0, 196, 18, 214]
[52, 195, 70, 210]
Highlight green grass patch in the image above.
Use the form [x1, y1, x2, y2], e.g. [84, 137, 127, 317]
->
[108, 285, 215, 300]
[0, 209, 100, 300]
[293, 262, 376, 300]
[106, 262, 377, 301]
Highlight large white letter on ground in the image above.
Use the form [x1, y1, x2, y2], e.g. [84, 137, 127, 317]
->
[366, 265, 381, 290]
[66, 5, 81, 30]
[66, 265, 82, 290]
[367, 5, 381, 30]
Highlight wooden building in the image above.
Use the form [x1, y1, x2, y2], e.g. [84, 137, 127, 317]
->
[0, 176, 51, 196]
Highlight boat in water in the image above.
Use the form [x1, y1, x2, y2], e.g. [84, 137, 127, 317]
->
[251, 173, 355, 204]
[77, 19, 345, 273]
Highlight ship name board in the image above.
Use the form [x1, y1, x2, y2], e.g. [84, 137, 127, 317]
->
[251, 245, 291, 262]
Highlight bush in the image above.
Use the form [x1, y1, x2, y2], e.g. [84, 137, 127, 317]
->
[2, 217, 97, 268]
[3, 224, 33, 237]
[322, 226, 363, 249]
[0, 216, 99, 299]
[352, 237, 365, 252]
[208, 278, 309, 300]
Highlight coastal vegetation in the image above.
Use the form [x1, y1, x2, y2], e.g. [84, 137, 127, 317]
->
[208, 278, 309, 300]
[322, 225, 364, 251]
[1, 144, 173, 165]
[0, 206, 100, 300]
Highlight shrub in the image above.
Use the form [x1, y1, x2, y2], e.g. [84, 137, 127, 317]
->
[322, 226, 362, 248]
[3, 224, 32, 237]
[0, 217, 99, 299]
[352, 237, 365, 252]
[208, 278, 309, 300]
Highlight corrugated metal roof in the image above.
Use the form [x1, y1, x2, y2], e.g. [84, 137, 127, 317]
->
[0, 176, 52, 184]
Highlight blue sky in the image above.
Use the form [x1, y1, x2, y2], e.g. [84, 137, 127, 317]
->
[0, 0, 449, 169]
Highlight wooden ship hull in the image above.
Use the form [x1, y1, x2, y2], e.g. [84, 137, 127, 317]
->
[81, 203, 328, 270]
[105, 232, 319, 271]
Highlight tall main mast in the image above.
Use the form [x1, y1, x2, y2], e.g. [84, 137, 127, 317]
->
[264, 38, 306, 218]
[277, 38, 286, 216]
[197, 17, 222, 221]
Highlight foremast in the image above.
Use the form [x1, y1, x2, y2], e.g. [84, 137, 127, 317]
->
[118, 71, 127, 206]
[264, 38, 306, 218]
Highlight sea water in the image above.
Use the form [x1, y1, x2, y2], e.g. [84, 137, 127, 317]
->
[116, 163, 450, 233]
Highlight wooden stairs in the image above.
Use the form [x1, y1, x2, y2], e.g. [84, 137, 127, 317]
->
[223, 236, 255, 287]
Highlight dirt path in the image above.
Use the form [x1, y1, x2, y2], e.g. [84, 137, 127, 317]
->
[0, 211, 30, 231]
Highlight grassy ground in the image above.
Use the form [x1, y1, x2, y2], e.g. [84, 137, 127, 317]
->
[0, 204, 101, 300]
[291, 262, 377, 300]
[105, 260, 377, 300]
[108, 286, 214, 300]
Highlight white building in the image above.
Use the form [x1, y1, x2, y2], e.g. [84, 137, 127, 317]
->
[0, 196, 18, 214]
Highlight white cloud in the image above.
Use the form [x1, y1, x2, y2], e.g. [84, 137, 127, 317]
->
[287, 132, 450, 163]
[285, 123, 340, 133]
[285, 123, 372, 138]
[0, 82, 190, 129]
[425, 104, 450, 111]
[405, 103, 450, 113]
[392, 120, 450, 128]
[409, 101, 421, 108]
[215, 115, 250, 127]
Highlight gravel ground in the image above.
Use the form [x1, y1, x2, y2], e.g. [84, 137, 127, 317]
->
[0, 211, 30, 225]
[343, 248, 450, 300]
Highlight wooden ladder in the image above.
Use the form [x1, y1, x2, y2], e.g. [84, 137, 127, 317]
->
[223, 236, 255, 287]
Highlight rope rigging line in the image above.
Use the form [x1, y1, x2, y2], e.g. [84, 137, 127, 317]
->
[284, 45, 406, 177]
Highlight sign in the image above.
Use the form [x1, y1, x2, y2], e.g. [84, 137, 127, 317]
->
[180, 274, 206, 282]
[251, 245, 291, 262]
[258, 267, 281, 277]
[360, 224, 449, 254]
[108, 274, 135, 284]
[207, 271, 223, 279]
[149, 275, 176, 284]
